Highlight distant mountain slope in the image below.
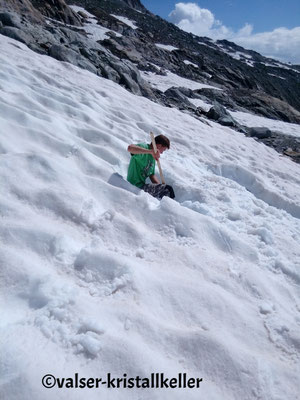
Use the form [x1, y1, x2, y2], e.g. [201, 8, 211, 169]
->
[65, 0, 300, 120]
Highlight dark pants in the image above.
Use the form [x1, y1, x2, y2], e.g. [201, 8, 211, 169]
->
[142, 184, 175, 199]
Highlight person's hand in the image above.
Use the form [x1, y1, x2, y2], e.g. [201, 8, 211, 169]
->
[152, 149, 160, 161]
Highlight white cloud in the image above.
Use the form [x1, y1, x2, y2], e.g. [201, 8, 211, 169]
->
[168, 2, 300, 64]
[169, 3, 214, 28]
[236, 23, 253, 38]
[235, 27, 300, 64]
[169, 3, 233, 38]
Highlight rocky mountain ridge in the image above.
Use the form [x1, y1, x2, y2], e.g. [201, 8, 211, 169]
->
[0, 0, 299, 160]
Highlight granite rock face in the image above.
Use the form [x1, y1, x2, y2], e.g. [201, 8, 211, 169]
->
[0, 0, 43, 23]
[31, 0, 82, 26]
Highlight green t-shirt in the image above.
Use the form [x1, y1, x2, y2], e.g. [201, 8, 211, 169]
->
[127, 143, 155, 188]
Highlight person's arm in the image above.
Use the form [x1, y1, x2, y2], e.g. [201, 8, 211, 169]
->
[149, 174, 160, 184]
[127, 144, 160, 160]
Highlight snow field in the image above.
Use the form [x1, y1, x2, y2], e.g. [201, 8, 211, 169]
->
[139, 68, 221, 92]
[110, 15, 138, 30]
[229, 110, 300, 138]
[0, 35, 300, 400]
[69, 6, 118, 41]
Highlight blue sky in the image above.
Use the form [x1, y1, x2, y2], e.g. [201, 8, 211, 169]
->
[141, 1, 300, 64]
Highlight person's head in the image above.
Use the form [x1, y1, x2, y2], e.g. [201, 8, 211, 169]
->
[154, 134, 170, 154]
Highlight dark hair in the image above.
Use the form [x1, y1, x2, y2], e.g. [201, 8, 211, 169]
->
[155, 134, 170, 149]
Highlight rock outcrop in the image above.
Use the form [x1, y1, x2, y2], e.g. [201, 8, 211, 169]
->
[31, 0, 82, 26]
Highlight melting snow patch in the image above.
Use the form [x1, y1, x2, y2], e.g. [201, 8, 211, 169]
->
[268, 73, 286, 80]
[70, 6, 117, 41]
[140, 69, 221, 92]
[183, 60, 198, 68]
[188, 98, 212, 111]
[155, 43, 179, 51]
[111, 14, 138, 29]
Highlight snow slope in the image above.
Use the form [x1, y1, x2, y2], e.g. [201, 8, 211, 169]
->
[140, 69, 221, 92]
[229, 110, 300, 138]
[0, 34, 300, 400]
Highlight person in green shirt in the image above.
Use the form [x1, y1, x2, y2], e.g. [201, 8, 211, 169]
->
[127, 134, 175, 199]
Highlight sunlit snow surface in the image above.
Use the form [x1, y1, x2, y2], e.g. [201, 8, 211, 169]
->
[111, 14, 138, 30]
[183, 60, 198, 68]
[0, 35, 300, 400]
[155, 43, 179, 52]
[140, 69, 221, 92]
[229, 111, 300, 138]
[69, 6, 121, 41]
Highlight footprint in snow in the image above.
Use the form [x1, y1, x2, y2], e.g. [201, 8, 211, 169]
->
[74, 248, 133, 297]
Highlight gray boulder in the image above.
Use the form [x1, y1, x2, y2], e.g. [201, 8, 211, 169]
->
[206, 103, 245, 130]
[0, 26, 32, 44]
[0, 11, 23, 28]
[207, 103, 229, 120]
[49, 44, 97, 73]
[49, 43, 79, 62]
[30, 0, 81, 26]
[248, 127, 272, 139]
[218, 116, 236, 127]
[164, 87, 196, 109]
